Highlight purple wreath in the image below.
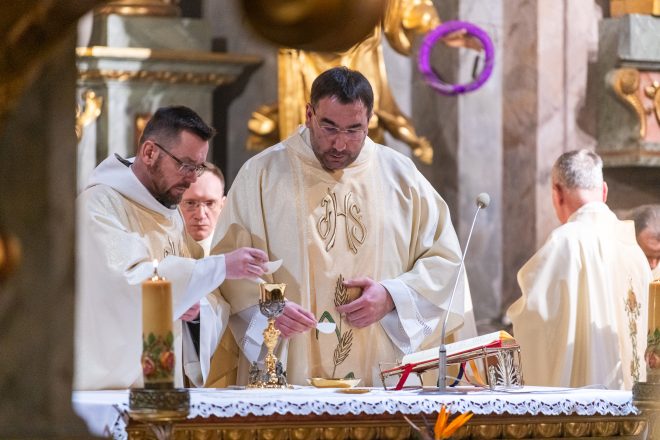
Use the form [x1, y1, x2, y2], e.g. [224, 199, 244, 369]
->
[418, 20, 495, 96]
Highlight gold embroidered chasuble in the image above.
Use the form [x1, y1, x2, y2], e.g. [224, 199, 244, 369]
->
[213, 128, 465, 386]
[507, 202, 653, 390]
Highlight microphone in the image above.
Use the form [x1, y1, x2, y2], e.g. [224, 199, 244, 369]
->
[437, 192, 490, 392]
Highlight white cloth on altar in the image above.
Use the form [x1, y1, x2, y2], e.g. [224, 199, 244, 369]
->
[75, 154, 229, 390]
[72, 386, 638, 440]
[507, 202, 652, 390]
[212, 126, 468, 386]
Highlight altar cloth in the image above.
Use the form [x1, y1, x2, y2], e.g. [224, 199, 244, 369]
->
[72, 386, 638, 440]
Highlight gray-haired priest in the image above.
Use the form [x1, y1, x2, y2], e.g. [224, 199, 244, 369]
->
[507, 149, 652, 390]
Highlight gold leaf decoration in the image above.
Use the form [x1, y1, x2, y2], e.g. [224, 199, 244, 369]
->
[333, 329, 354, 372]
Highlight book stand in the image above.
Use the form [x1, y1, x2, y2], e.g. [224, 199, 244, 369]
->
[379, 345, 524, 391]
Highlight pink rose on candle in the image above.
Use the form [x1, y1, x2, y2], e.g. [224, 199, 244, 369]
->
[142, 355, 156, 377]
[159, 351, 175, 372]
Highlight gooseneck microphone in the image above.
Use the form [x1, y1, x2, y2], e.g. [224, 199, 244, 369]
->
[437, 192, 490, 392]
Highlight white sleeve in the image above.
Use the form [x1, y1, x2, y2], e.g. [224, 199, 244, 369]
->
[125, 254, 227, 320]
[380, 279, 441, 355]
[228, 305, 268, 363]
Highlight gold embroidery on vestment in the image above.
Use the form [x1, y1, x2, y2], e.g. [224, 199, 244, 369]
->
[316, 189, 366, 254]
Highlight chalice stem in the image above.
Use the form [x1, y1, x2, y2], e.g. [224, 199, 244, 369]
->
[263, 318, 280, 382]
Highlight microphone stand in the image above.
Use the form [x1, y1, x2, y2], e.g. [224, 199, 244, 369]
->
[436, 196, 488, 393]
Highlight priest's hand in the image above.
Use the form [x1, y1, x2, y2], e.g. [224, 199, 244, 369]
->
[337, 277, 395, 328]
[180, 302, 200, 321]
[225, 247, 268, 279]
[275, 301, 317, 338]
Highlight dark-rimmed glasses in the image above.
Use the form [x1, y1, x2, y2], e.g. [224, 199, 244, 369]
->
[152, 141, 207, 177]
[311, 108, 367, 141]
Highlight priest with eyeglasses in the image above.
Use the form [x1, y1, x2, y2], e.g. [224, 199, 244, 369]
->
[75, 106, 268, 390]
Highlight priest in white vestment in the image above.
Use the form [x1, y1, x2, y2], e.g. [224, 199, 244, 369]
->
[507, 149, 652, 390]
[75, 106, 268, 390]
[212, 67, 470, 387]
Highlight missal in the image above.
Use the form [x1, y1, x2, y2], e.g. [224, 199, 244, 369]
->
[401, 330, 516, 365]
[379, 330, 520, 390]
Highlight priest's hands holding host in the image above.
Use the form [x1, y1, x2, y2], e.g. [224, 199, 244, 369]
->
[275, 277, 396, 337]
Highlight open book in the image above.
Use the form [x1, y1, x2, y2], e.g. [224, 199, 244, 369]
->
[380, 330, 517, 390]
[401, 330, 516, 365]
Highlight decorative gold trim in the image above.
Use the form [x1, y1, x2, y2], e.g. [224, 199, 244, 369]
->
[644, 80, 660, 129]
[76, 46, 261, 65]
[75, 89, 103, 140]
[78, 69, 234, 85]
[610, 68, 646, 139]
[94, 0, 180, 17]
[126, 415, 648, 440]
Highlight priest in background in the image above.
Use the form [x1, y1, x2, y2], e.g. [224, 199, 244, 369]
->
[179, 163, 239, 386]
[75, 106, 268, 390]
[212, 67, 470, 387]
[627, 204, 660, 279]
[507, 149, 652, 390]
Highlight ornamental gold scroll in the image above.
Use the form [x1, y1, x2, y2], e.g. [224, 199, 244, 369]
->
[610, 68, 660, 142]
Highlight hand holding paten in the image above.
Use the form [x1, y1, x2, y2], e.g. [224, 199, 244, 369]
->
[337, 277, 395, 328]
[275, 301, 317, 338]
[225, 247, 268, 279]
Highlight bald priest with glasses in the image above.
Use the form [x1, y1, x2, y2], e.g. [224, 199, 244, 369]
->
[75, 106, 269, 390]
[211, 67, 472, 387]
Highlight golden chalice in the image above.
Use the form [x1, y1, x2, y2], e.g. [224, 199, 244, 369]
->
[247, 283, 291, 389]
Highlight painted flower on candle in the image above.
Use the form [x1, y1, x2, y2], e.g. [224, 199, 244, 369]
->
[142, 355, 156, 377]
[646, 328, 660, 369]
[142, 331, 175, 378]
[160, 350, 175, 371]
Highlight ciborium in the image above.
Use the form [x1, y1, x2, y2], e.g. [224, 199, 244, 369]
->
[247, 283, 291, 389]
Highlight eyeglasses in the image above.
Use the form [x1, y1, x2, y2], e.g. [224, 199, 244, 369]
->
[311, 108, 366, 141]
[152, 141, 207, 177]
[180, 200, 219, 212]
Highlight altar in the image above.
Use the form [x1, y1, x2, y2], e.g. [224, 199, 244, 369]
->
[73, 386, 647, 440]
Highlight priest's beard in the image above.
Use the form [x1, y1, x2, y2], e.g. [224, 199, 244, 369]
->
[150, 158, 186, 209]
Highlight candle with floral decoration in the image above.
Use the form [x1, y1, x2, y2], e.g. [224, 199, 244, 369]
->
[141, 260, 175, 389]
[647, 280, 660, 383]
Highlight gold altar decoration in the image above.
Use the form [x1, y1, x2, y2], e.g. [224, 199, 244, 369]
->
[610, 68, 647, 139]
[632, 279, 660, 440]
[75, 89, 103, 141]
[247, 283, 291, 389]
[247, 0, 444, 164]
[95, 0, 180, 17]
[0, 0, 105, 130]
[239, 0, 387, 52]
[126, 413, 648, 440]
[610, 0, 660, 17]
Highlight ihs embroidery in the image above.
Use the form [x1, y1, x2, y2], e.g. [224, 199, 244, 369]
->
[624, 279, 642, 382]
[316, 188, 366, 254]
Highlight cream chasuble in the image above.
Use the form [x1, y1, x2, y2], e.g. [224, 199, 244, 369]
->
[75, 155, 230, 390]
[213, 127, 466, 386]
[507, 202, 652, 390]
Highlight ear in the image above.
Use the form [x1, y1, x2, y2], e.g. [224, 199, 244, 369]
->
[552, 183, 563, 207]
[139, 140, 158, 165]
[602, 181, 608, 203]
[305, 103, 314, 127]
[219, 195, 227, 211]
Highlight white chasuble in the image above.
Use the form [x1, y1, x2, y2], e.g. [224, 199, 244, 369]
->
[75, 155, 229, 390]
[507, 202, 652, 390]
[212, 127, 466, 386]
